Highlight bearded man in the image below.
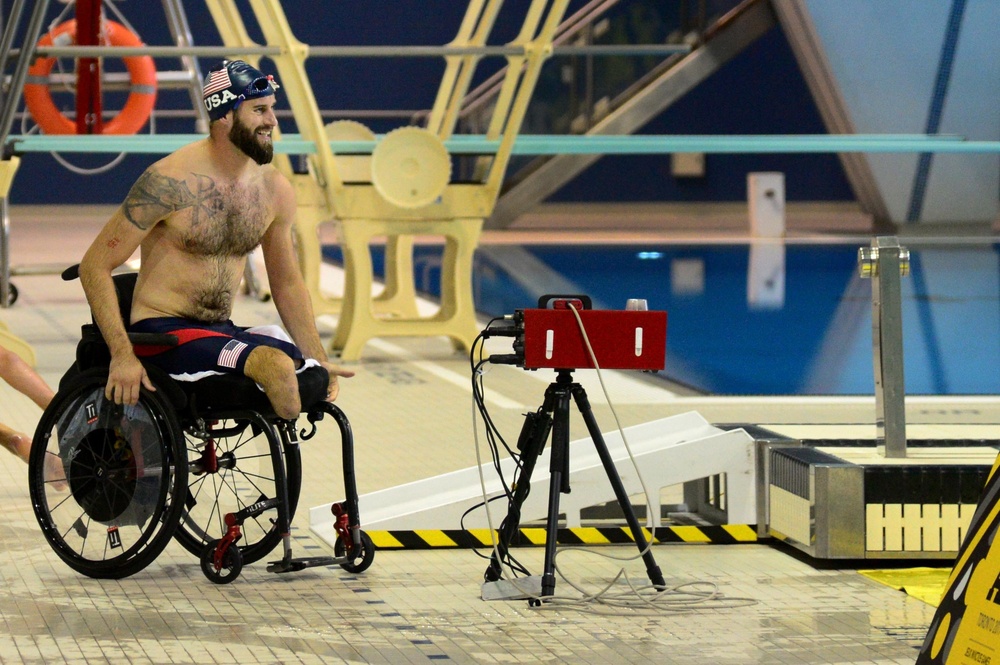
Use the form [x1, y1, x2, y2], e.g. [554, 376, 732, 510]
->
[79, 60, 352, 419]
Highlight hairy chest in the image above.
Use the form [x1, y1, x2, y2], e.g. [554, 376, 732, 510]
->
[175, 179, 269, 256]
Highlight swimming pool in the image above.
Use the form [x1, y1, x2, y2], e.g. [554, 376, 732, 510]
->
[323, 240, 1000, 396]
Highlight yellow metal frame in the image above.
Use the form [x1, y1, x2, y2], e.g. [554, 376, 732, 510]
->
[0, 157, 35, 366]
[190, 0, 568, 359]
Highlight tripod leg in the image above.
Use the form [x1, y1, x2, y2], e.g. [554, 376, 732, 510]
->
[572, 385, 666, 589]
[484, 402, 553, 582]
[541, 384, 573, 597]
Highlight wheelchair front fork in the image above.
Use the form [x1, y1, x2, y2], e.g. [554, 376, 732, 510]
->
[270, 419, 297, 565]
[301, 402, 363, 545]
[210, 404, 372, 578]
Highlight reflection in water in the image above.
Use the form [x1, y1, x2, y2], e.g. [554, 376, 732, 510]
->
[324, 242, 1000, 395]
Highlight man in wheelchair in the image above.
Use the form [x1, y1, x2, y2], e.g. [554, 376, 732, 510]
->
[78, 59, 352, 417]
[28, 60, 372, 583]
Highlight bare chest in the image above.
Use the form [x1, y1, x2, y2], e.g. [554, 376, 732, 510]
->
[174, 178, 269, 256]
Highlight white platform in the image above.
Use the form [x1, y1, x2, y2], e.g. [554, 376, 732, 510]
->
[310, 411, 757, 547]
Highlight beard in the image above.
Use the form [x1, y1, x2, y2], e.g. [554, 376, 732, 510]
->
[229, 114, 274, 165]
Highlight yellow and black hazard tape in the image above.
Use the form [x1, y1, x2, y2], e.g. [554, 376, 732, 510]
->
[367, 525, 758, 550]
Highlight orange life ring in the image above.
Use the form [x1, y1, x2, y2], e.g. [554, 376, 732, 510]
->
[23, 19, 157, 135]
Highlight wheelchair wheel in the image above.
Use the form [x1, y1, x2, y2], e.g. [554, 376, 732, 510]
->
[28, 370, 187, 579]
[173, 414, 302, 566]
[200, 539, 243, 584]
[335, 530, 375, 573]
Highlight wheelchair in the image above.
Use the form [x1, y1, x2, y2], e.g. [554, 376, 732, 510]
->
[27, 268, 374, 584]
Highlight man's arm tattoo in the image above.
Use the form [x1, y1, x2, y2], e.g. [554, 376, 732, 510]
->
[122, 170, 224, 230]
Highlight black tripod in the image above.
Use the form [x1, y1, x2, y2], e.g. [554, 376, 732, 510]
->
[485, 369, 665, 597]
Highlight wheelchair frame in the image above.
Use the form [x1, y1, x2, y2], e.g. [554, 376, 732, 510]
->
[27, 268, 373, 583]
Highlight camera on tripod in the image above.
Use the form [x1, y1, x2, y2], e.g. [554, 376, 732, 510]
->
[489, 294, 667, 371]
[476, 294, 669, 598]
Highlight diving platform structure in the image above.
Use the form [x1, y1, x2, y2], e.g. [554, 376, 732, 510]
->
[5, 0, 1000, 366]
[0, 0, 577, 361]
[160, 0, 576, 361]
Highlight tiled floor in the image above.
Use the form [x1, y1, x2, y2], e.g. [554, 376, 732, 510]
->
[0, 206, 988, 663]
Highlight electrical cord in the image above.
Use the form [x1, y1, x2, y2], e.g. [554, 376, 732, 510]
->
[469, 306, 758, 613]
[468, 324, 531, 578]
[530, 304, 756, 612]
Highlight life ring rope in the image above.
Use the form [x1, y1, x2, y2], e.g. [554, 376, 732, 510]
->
[23, 19, 157, 135]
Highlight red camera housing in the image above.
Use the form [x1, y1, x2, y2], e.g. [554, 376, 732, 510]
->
[519, 307, 666, 371]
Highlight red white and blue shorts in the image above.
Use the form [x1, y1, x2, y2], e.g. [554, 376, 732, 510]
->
[130, 318, 318, 382]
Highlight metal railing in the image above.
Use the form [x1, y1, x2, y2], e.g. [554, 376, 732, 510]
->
[456, 0, 740, 137]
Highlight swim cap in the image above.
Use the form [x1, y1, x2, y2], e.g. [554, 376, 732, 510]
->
[202, 60, 280, 121]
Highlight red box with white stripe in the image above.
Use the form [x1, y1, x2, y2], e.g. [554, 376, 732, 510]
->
[519, 308, 667, 371]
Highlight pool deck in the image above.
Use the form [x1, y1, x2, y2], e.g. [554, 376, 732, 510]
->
[0, 204, 993, 664]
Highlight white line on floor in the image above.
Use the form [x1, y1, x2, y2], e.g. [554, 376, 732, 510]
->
[363, 337, 527, 410]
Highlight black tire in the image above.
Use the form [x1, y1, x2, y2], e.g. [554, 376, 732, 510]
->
[335, 530, 375, 573]
[28, 369, 187, 579]
[173, 415, 301, 566]
[200, 539, 243, 584]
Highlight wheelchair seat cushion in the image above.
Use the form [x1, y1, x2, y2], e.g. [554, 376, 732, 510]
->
[180, 364, 329, 416]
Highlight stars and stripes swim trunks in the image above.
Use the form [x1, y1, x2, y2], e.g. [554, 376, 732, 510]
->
[129, 317, 318, 382]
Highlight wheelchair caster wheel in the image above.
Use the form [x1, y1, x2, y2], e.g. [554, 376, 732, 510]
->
[5, 283, 17, 306]
[201, 539, 243, 584]
[335, 530, 375, 573]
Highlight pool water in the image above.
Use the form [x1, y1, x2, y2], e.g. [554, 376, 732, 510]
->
[322, 242, 1000, 396]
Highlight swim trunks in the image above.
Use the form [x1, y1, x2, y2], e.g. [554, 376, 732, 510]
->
[130, 317, 318, 382]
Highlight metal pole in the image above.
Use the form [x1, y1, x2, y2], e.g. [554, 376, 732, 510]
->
[161, 0, 210, 132]
[29, 43, 690, 58]
[0, 1, 28, 106]
[31, 45, 282, 58]
[858, 236, 910, 458]
[0, 0, 51, 144]
[75, 0, 104, 134]
[0, 195, 9, 308]
[0, 0, 51, 308]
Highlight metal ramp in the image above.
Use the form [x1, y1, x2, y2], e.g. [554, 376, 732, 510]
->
[310, 411, 757, 547]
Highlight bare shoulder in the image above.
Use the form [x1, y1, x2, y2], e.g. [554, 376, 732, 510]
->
[263, 166, 296, 219]
[263, 165, 293, 197]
